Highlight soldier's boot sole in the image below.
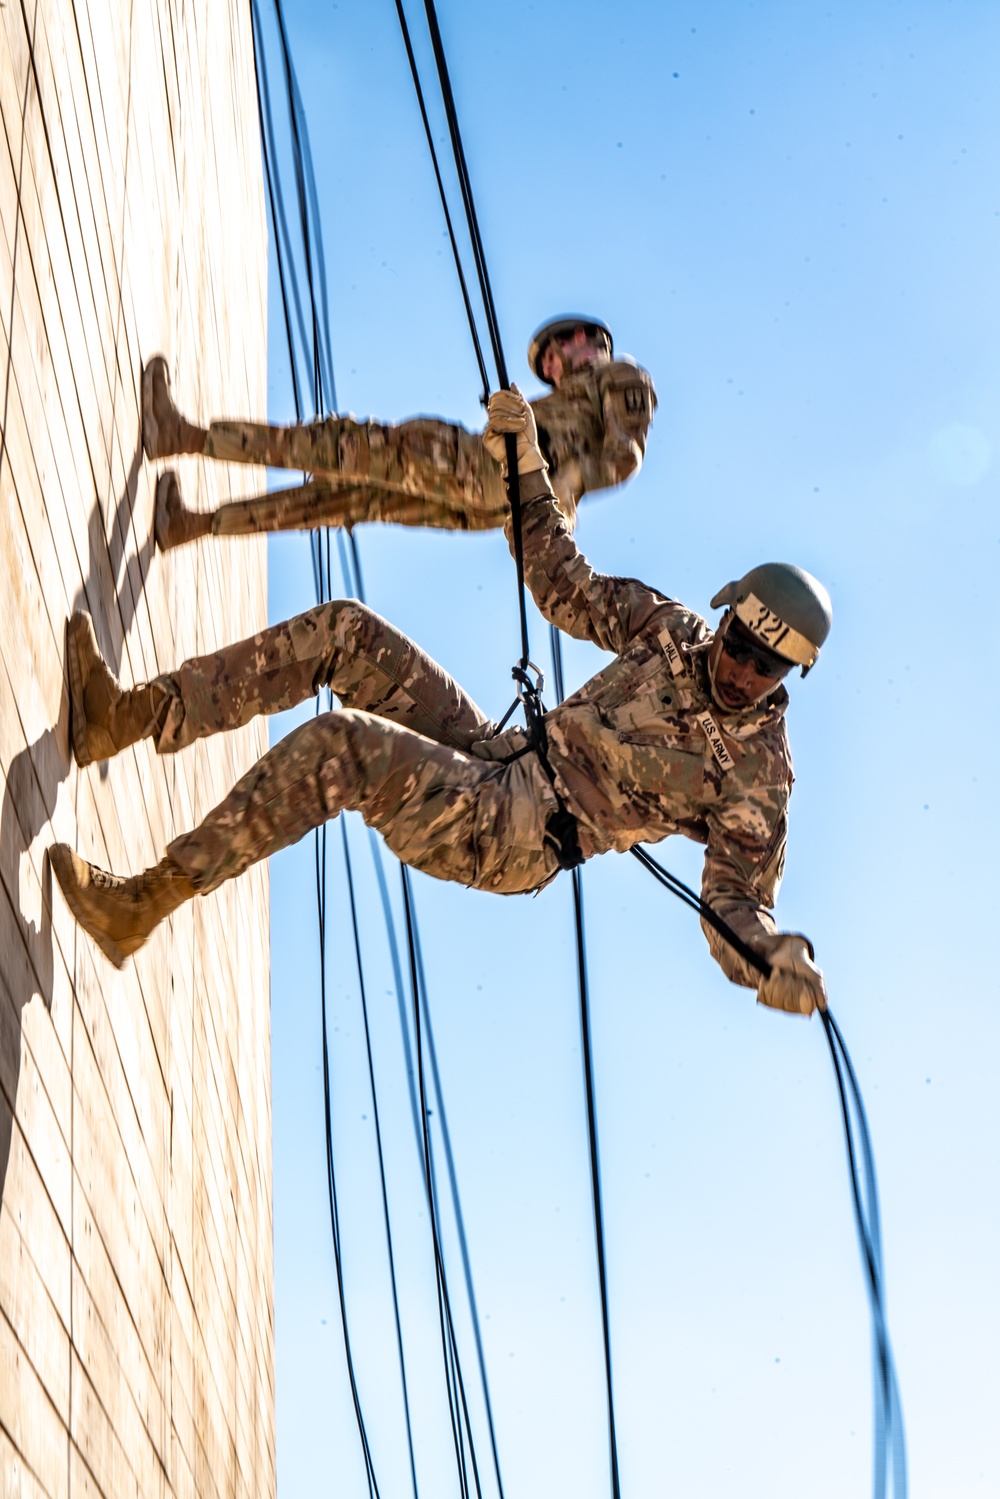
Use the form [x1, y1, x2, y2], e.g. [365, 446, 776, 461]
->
[50, 844, 195, 968]
[154, 471, 212, 551]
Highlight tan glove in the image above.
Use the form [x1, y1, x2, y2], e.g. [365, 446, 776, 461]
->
[757, 934, 828, 1016]
[483, 386, 547, 474]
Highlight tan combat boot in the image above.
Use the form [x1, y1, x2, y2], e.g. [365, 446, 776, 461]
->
[154, 470, 213, 551]
[142, 357, 206, 460]
[67, 611, 169, 767]
[49, 844, 196, 968]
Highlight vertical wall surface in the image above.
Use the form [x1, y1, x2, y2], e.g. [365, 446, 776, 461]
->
[0, 4, 273, 1497]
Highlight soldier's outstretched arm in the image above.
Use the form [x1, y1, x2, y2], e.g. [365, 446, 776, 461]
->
[699, 784, 827, 1016]
[484, 388, 669, 655]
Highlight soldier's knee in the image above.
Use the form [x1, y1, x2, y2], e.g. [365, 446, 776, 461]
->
[322, 598, 388, 640]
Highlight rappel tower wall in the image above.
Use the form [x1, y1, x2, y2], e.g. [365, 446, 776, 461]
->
[0, 5, 273, 1497]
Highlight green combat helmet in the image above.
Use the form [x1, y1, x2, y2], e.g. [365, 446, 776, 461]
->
[711, 563, 832, 676]
[527, 315, 614, 385]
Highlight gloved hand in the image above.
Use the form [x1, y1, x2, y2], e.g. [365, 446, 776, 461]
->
[757, 934, 828, 1016]
[483, 385, 547, 474]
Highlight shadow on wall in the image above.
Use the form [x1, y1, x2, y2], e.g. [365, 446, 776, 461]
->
[0, 731, 59, 1210]
[83, 430, 156, 689]
[0, 19, 157, 1210]
[0, 424, 155, 1209]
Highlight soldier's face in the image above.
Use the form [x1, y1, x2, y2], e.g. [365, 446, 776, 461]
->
[540, 340, 567, 384]
[541, 329, 610, 387]
[710, 623, 791, 710]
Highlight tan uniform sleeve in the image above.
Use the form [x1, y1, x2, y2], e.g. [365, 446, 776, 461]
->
[595, 361, 658, 488]
[505, 470, 669, 653]
[699, 776, 791, 988]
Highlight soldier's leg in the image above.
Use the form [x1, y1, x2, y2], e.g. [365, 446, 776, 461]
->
[205, 416, 507, 524]
[167, 709, 559, 894]
[67, 602, 490, 765]
[144, 359, 505, 518]
[151, 385, 507, 542]
[210, 477, 507, 537]
[167, 708, 493, 893]
[50, 710, 559, 964]
[156, 599, 491, 752]
[158, 472, 507, 552]
[155, 471, 340, 551]
[142, 356, 352, 470]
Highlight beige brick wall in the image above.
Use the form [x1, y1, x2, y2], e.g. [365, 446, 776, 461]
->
[0, 4, 273, 1496]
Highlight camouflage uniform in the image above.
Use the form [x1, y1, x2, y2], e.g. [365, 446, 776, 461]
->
[508, 471, 794, 990]
[154, 465, 791, 992]
[158, 601, 564, 898]
[203, 358, 656, 535]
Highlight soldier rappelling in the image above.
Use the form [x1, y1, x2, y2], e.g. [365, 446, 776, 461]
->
[52, 387, 828, 1019]
[145, 316, 657, 547]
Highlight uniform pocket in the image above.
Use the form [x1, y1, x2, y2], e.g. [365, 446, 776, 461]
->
[471, 758, 559, 893]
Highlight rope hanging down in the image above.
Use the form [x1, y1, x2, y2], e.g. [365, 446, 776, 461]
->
[394, 0, 532, 682]
[251, 12, 381, 1494]
[624, 834, 907, 1497]
[337, 537, 504, 1499]
[254, 10, 504, 1499]
[396, 7, 621, 1498]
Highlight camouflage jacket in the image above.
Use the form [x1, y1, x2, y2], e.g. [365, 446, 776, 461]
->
[505, 471, 793, 989]
[531, 357, 658, 525]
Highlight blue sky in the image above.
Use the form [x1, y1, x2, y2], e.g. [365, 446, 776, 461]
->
[257, 3, 1000, 1495]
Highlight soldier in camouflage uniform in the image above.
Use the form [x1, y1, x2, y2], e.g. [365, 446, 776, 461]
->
[144, 316, 657, 546]
[52, 389, 829, 1017]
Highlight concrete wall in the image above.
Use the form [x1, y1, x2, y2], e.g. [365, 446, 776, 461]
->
[0, 4, 274, 1495]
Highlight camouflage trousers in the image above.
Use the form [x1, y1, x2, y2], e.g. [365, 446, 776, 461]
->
[157, 601, 562, 896]
[204, 415, 509, 533]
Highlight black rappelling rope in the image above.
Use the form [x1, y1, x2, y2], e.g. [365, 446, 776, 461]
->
[624, 836, 906, 1497]
[250, 1, 305, 420]
[316, 821, 380, 1499]
[340, 538, 502, 1499]
[391, 0, 491, 400]
[572, 869, 621, 1499]
[401, 869, 488, 1499]
[394, 6, 622, 1496]
[418, 0, 508, 390]
[361, 819, 508, 1499]
[395, 0, 531, 674]
[252, 10, 429, 1497]
[271, 0, 336, 412]
[340, 819, 421, 1499]
[823, 1012, 907, 1499]
[403, 874, 508, 1499]
[259, 8, 507, 1494]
